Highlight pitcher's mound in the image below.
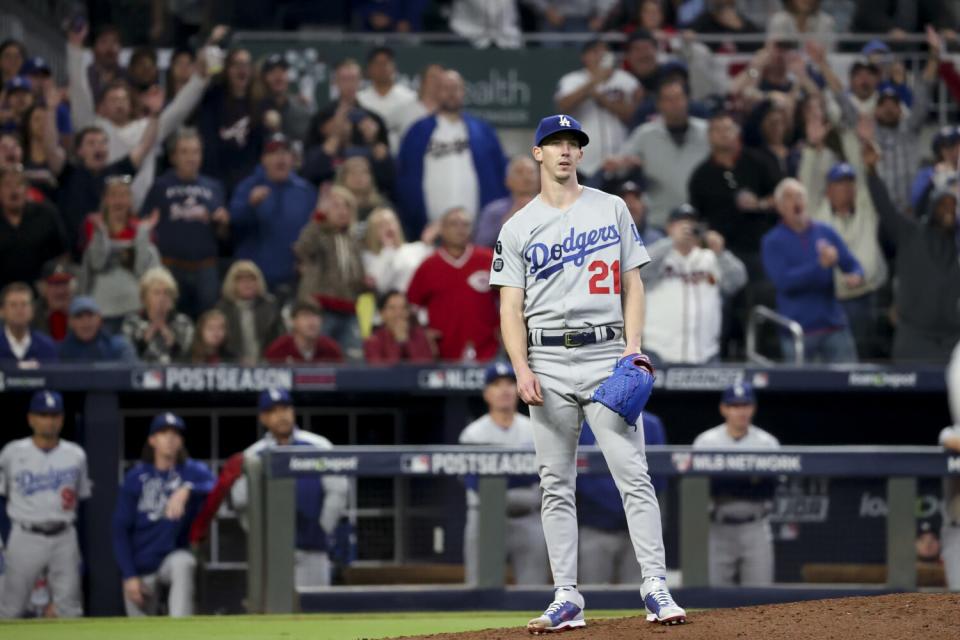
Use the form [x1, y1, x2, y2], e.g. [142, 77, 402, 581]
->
[392, 593, 960, 640]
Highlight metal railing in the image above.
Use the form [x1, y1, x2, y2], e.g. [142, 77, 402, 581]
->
[747, 305, 805, 366]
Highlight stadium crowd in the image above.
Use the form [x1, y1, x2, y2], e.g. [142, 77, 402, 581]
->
[1, 0, 959, 371]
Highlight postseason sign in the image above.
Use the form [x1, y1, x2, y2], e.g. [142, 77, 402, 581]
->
[159, 367, 293, 392]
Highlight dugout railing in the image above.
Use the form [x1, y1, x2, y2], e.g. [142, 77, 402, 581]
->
[247, 445, 960, 614]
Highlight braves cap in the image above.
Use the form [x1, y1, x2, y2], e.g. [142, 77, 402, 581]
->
[259, 387, 293, 412]
[861, 39, 891, 56]
[21, 56, 52, 76]
[69, 296, 101, 316]
[827, 162, 856, 183]
[484, 362, 516, 386]
[667, 203, 699, 223]
[932, 125, 960, 155]
[534, 114, 589, 148]
[876, 84, 901, 104]
[5, 76, 31, 93]
[149, 411, 186, 435]
[29, 390, 63, 414]
[261, 53, 289, 74]
[721, 382, 756, 405]
[264, 132, 291, 153]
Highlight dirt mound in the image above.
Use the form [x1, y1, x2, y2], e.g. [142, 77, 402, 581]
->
[391, 593, 960, 640]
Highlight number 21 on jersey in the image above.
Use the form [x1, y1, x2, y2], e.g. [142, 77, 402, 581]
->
[588, 260, 620, 294]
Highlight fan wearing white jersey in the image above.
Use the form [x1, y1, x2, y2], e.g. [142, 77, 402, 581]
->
[692, 383, 780, 586]
[491, 114, 685, 633]
[0, 390, 91, 618]
[459, 362, 548, 585]
[642, 204, 747, 364]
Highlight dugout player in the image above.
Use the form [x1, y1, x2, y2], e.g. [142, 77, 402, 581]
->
[113, 412, 214, 617]
[491, 114, 685, 632]
[230, 388, 349, 588]
[692, 383, 780, 586]
[0, 390, 91, 618]
[459, 362, 548, 585]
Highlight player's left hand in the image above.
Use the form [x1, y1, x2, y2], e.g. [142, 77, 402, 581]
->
[165, 486, 192, 520]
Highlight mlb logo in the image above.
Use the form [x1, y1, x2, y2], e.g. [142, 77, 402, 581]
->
[403, 455, 431, 474]
[132, 369, 164, 390]
[672, 452, 692, 473]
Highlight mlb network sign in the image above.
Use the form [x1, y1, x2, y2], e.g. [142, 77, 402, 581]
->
[671, 452, 803, 474]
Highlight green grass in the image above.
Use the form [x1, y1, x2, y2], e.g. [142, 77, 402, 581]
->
[0, 610, 641, 640]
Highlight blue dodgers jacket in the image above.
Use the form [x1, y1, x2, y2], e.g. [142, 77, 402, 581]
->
[395, 113, 508, 239]
[229, 166, 318, 288]
[761, 221, 863, 333]
[576, 413, 667, 532]
[112, 459, 215, 578]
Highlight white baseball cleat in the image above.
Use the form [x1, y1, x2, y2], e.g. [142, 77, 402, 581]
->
[642, 577, 686, 625]
[527, 587, 586, 634]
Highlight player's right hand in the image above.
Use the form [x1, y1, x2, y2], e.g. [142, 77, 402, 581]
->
[516, 367, 544, 406]
[124, 577, 145, 607]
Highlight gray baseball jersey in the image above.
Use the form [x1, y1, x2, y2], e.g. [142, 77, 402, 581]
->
[0, 438, 92, 524]
[489, 186, 650, 329]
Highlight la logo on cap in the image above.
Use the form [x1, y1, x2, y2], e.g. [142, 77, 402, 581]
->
[45, 393, 54, 407]
[734, 385, 745, 397]
[558, 115, 571, 127]
[270, 389, 281, 401]
[165, 412, 176, 424]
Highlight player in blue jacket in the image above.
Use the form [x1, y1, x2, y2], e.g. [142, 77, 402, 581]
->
[576, 413, 666, 585]
[112, 412, 214, 617]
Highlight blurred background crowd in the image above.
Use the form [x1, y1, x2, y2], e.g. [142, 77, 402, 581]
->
[1, 0, 960, 368]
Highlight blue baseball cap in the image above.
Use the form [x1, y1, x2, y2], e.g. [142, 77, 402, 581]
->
[932, 125, 960, 155]
[721, 382, 756, 405]
[484, 362, 516, 386]
[69, 296, 101, 316]
[21, 56, 52, 76]
[827, 162, 856, 183]
[259, 387, 293, 412]
[861, 40, 891, 56]
[149, 412, 186, 435]
[29, 390, 63, 415]
[5, 76, 31, 93]
[534, 114, 589, 148]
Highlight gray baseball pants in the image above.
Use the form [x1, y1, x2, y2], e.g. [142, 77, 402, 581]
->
[123, 549, 196, 617]
[708, 519, 774, 586]
[528, 340, 666, 588]
[0, 525, 82, 618]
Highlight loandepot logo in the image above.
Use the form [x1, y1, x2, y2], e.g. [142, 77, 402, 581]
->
[672, 453, 802, 473]
[288, 456, 359, 473]
[847, 372, 917, 388]
[431, 452, 538, 475]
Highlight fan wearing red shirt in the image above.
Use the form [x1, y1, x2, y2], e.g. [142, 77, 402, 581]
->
[264, 301, 343, 364]
[406, 207, 499, 361]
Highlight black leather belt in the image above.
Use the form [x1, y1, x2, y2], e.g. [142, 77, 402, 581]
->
[21, 521, 70, 536]
[711, 513, 764, 525]
[530, 326, 618, 348]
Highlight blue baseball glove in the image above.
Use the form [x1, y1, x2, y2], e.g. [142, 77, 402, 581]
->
[591, 353, 655, 426]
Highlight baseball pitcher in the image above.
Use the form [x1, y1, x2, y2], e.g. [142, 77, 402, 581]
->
[491, 114, 685, 633]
